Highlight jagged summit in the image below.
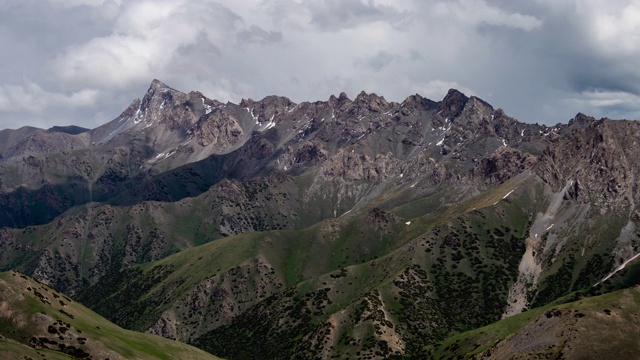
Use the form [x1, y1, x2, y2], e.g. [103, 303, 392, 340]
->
[149, 78, 172, 91]
[239, 95, 295, 110]
[354, 90, 382, 100]
[0, 79, 564, 231]
[568, 112, 597, 126]
[0, 80, 624, 228]
[0, 80, 547, 228]
[336, 91, 350, 101]
[1, 81, 558, 183]
[353, 91, 389, 110]
[438, 88, 470, 119]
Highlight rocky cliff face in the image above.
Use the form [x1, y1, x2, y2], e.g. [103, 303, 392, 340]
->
[537, 114, 640, 210]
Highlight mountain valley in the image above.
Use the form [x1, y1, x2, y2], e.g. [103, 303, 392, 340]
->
[1, 80, 639, 359]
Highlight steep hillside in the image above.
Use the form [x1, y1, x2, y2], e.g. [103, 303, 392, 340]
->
[0, 173, 306, 295]
[505, 114, 640, 315]
[0, 271, 221, 359]
[420, 284, 640, 359]
[78, 175, 547, 358]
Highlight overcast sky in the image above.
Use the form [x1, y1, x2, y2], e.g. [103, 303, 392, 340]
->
[1, 0, 640, 130]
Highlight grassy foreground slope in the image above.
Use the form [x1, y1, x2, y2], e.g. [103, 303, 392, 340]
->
[419, 284, 640, 359]
[0, 271, 222, 360]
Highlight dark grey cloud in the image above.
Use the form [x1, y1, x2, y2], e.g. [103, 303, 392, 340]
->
[484, 0, 640, 122]
[520, 2, 640, 96]
[1, 0, 640, 130]
[261, 0, 412, 32]
[305, 0, 411, 31]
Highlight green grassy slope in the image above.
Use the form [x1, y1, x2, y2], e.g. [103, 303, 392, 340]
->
[417, 285, 640, 359]
[191, 180, 539, 359]
[79, 175, 547, 359]
[0, 338, 76, 360]
[64, 170, 640, 359]
[0, 271, 222, 360]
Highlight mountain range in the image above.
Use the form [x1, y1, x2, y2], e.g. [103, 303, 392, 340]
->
[1, 79, 639, 359]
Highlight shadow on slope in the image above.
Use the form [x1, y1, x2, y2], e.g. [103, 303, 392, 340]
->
[417, 284, 640, 359]
[0, 271, 222, 360]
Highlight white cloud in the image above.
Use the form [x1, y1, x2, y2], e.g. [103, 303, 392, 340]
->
[567, 89, 640, 109]
[592, 1, 640, 54]
[0, 83, 99, 114]
[237, 25, 283, 45]
[51, 0, 241, 89]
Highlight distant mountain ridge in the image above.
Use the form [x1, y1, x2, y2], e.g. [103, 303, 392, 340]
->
[0, 80, 555, 229]
[1, 80, 640, 359]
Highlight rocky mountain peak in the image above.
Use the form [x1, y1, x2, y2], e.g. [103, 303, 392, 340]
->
[327, 92, 354, 113]
[251, 95, 297, 116]
[142, 79, 182, 106]
[189, 91, 224, 107]
[354, 91, 368, 102]
[149, 78, 171, 91]
[338, 92, 350, 101]
[238, 98, 255, 108]
[260, 95, 295, 108]
[135, 80, 197, 131]
[327, 91, 351, 104]
[442, 88, 469, 106]
[435, 88, 471, 123]
[399, 94, 437, 116]
[401, 94, 427, 107]
[238, 95, 295, 125]
[450, 95, 494, 128]
[568, 112, 597, 128]
[354, 91, 389, 112]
